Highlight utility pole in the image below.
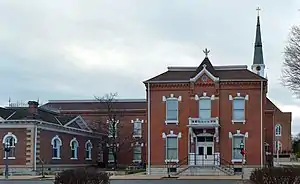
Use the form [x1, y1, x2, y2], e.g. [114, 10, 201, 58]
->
[4, 142, 11, 179]
[240, 141, 245, 181]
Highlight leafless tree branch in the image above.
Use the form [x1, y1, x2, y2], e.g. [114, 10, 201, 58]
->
[281, 25, 300, 97]
[94, 93, 144, 169]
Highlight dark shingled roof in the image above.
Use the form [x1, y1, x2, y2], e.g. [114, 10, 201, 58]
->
[0, 106, 78, 126]
[41, 100, 147, 111]
[144, 57, 266, 83]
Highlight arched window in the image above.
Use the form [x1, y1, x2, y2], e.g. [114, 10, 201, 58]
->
[2, 132, 17, 159]
[85, 140, 93, 160]
[70, 138, 79, 160]
[275, 124, 282, 136]
[51, 135, 62, 159]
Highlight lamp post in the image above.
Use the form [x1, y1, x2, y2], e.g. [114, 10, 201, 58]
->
[240, 141, 245, 181]
[4, 142, 10, 179]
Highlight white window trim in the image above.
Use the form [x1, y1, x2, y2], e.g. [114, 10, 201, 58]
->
[85, 140, 93, 160]
[131, 119, 144, 138]
[229, 93, 249, 124]
[195, 92, 215, 119]
[2, 132, 18, 160]
[70, 137, 79, 160]
[275, 124, 282, 137]
[189, 64, 220, 82]
[131, 142, 144, 163]
[163, 94, 182, 125]
[229, 130, 248, 163]
[107, 143, 119, 163]
[107, 119, 119, 138]
[162, 130, 182, 163]
[51, 135, 62, 160]
[275, 140, 282, 152]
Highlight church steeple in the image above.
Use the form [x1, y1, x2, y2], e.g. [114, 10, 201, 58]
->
[251, 7, 265, 77]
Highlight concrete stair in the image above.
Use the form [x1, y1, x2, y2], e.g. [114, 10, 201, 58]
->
[178, 166, 228, 176]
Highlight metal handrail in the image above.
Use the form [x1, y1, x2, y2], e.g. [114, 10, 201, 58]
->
[171, 153, 235, 175]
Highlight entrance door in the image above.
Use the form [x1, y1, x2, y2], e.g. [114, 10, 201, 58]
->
[196, 136, 214, 166]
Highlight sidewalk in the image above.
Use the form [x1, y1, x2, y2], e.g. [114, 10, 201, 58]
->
[0, 175, 55, 180]
[0, 174, 242, 181]
[109, 174, 243, 180]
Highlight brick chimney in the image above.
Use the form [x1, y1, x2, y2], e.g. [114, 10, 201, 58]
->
[28, 101, 39, 114]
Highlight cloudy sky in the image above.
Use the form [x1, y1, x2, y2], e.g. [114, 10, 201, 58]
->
[1, 0, 300, 133]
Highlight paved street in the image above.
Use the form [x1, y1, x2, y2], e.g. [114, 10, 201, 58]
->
[0, 179, 242, 184]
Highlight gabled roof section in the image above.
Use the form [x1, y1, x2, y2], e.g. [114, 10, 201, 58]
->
[64, 116, 92, 132]
[266, 98, 282, 112]
[192, 57, 217, 78]
[0, 107, 16, 120]
[190, 57, 219, 82]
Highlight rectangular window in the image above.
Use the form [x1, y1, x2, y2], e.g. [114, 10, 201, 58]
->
[166, 137, 178, 160]
[108, 121, 117, 137]
[108, 148, 114, 162]
[232, 136, 244, 160]
[233, 98, 245, 120]
[133, 145, 142, 161]
[133, 121, 142, 136]
[199, 98, 211, 119]
[166, 99, 178, 121]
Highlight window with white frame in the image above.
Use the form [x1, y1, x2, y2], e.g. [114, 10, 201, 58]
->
[3, 132, 17, 159]
[85, 140, 93, 160]
[199, 98, 211, 119]
[133, 144, 142, 162]
[232, 98, 245, 121]
[108, 120, 119, 137]
[232, 135, 244, 160]
[51, 135, 62, 159]
[166, 98, 179, 122]
[108, 147, 114, 162]
[166, 137, 178, 161]
[275, 124, 282, 136]
[162, 131, 181, 162]
[229, 130, 248, 162]
[70, 138, 79, 159]
[133, 119, 142, 137]
[275, 141, 282, 152]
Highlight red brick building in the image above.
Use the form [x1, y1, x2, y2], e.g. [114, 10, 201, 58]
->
[142, 13, 292, 175]
[0, 101, 104, 175]
[42, 99, 147, 167]
[2, 13, 292, 176]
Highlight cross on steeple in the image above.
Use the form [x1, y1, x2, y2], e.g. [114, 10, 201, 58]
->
[256, 6, 261, 16]
[203, 48, 210, 58]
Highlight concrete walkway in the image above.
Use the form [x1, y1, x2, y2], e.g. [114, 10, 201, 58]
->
[109, 175, 242, 180]
[0, 174, 243, 181]
[0, 175, 55, 180]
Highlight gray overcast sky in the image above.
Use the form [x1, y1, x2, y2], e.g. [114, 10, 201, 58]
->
[1, 0, 300, 134]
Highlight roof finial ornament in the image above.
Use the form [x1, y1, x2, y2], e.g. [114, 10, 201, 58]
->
[203, 48, 210, 58]
[256, 6, 261, 16]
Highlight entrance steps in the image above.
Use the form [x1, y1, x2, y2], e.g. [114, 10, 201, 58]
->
[178, 166, 228, 176]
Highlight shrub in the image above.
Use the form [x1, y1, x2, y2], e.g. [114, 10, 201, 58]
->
[54, 168, 110, 184]
[250, 167, 300, 184]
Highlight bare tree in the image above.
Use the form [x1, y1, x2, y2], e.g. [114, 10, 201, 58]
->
[282, 25, 300, 97]
[95, 92, 144, 170]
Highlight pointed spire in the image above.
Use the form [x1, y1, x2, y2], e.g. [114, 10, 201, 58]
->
[253, 7, 264, 65]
